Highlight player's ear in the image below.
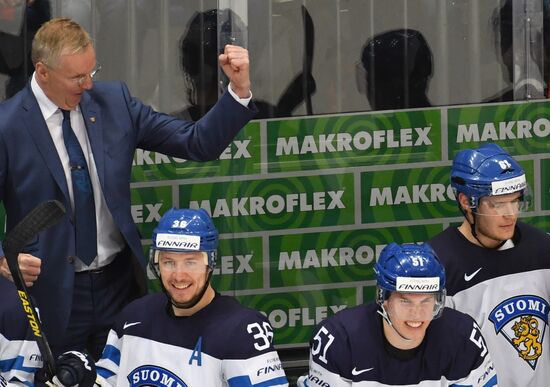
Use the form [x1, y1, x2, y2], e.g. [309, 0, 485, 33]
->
[457, 192, 471, 212]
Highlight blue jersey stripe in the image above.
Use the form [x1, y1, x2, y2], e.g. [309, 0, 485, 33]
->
[97, 367, 116, 379]
[100, 344, 121, 365]
[0, 355, 40, 373]
[451, 374, 498, 387]
[483, 374, 498, 387]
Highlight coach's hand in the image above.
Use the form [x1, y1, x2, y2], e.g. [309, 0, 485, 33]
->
[0, 253, 41, 286]
[219, 44, 251, 98]
[53, 351, 97, 387]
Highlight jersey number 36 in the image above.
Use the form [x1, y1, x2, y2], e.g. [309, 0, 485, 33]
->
[247, 322, 274, 351]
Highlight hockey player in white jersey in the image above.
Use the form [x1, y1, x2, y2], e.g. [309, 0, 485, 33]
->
[429, 143, 550, 387]
[0, 276, 43, 385]
[299, 242, 497, 387]
[52, 208, 288, 387]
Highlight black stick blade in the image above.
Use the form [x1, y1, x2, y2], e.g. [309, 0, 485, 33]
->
[3, 200, 66, 254]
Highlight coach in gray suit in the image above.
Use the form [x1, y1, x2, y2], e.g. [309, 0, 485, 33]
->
[0, 17, 256, 359]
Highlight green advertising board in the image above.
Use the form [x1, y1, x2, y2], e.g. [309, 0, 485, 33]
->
[361, 161, 535, 223]
[212, 236, 265, 291]
[138, 100, 545, 348]
[0, 100, 547, 349]
[179, 174, 355, 233]
[448, 101, 550, 155]
[270, 225, 443, 288]
[131, 185, 173, 238]
[131, 122, 262, 181]
[267, 109, 441, 172]
[237, 287, 356, 346]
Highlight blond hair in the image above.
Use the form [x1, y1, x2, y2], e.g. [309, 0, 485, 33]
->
[32, 18, 93, 67]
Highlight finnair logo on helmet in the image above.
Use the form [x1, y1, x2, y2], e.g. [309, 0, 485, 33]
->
[156, 233, 200, 250]
[491, 174, 526, 195]
[396, 277, 439, 292]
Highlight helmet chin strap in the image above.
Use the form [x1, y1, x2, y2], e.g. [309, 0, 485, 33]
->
[468, 213, 487, 247]
[458, 200, 494, 249]
[377, 305, 412, 342]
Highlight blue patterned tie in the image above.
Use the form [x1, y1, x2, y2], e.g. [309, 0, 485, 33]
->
[61, 109, 97, 265]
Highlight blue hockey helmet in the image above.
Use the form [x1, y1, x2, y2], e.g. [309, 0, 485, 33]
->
[374, 242, 446, 319]
[149, 208, 218, 277]
[450, 143, 527, 210]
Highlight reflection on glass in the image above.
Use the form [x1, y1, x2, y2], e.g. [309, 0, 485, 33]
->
[357, 28, 433, 111]
[174, 6, 316, 120]
[487, 0, 550, 102]
[30, 1, 549, 114]
[0, 0, 50, 99]
[174, 8, 260, 120]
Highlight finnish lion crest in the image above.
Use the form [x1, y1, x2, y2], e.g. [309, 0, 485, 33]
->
[489, 295, 549, 370]
[511, 316, 542, 361]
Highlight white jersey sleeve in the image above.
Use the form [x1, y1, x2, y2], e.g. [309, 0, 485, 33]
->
[0, 333, 42, 386]
[0, 278, 43, 386]
[95, 328, 121, 386]
[222, 351, 288, 386]
[306, 355, 351, 387]
[448, 320, 497, 387]
[304, 314, 356, 387]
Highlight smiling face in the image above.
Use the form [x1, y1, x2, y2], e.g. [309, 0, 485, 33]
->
[158, 250, 214, 316]
[459, 192, 522, 248]
[383, 292, 436, 349]
[34, 44, 96, 110]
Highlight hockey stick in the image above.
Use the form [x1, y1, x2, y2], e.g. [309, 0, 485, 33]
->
[2, 200, 66, 380]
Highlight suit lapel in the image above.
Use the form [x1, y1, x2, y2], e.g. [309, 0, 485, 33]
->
[21, 87, 71, 210]
[79, 92, 105, 189]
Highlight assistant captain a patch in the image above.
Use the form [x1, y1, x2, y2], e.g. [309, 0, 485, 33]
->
[489, 295, 549, 370]
[127, 365, 188, 387]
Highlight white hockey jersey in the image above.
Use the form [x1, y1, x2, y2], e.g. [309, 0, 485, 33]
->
[302, 302, 497, 387]
[0, 277, 42, 386]
[430, 223, 550, 387]
[96, 292, 288, 386]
